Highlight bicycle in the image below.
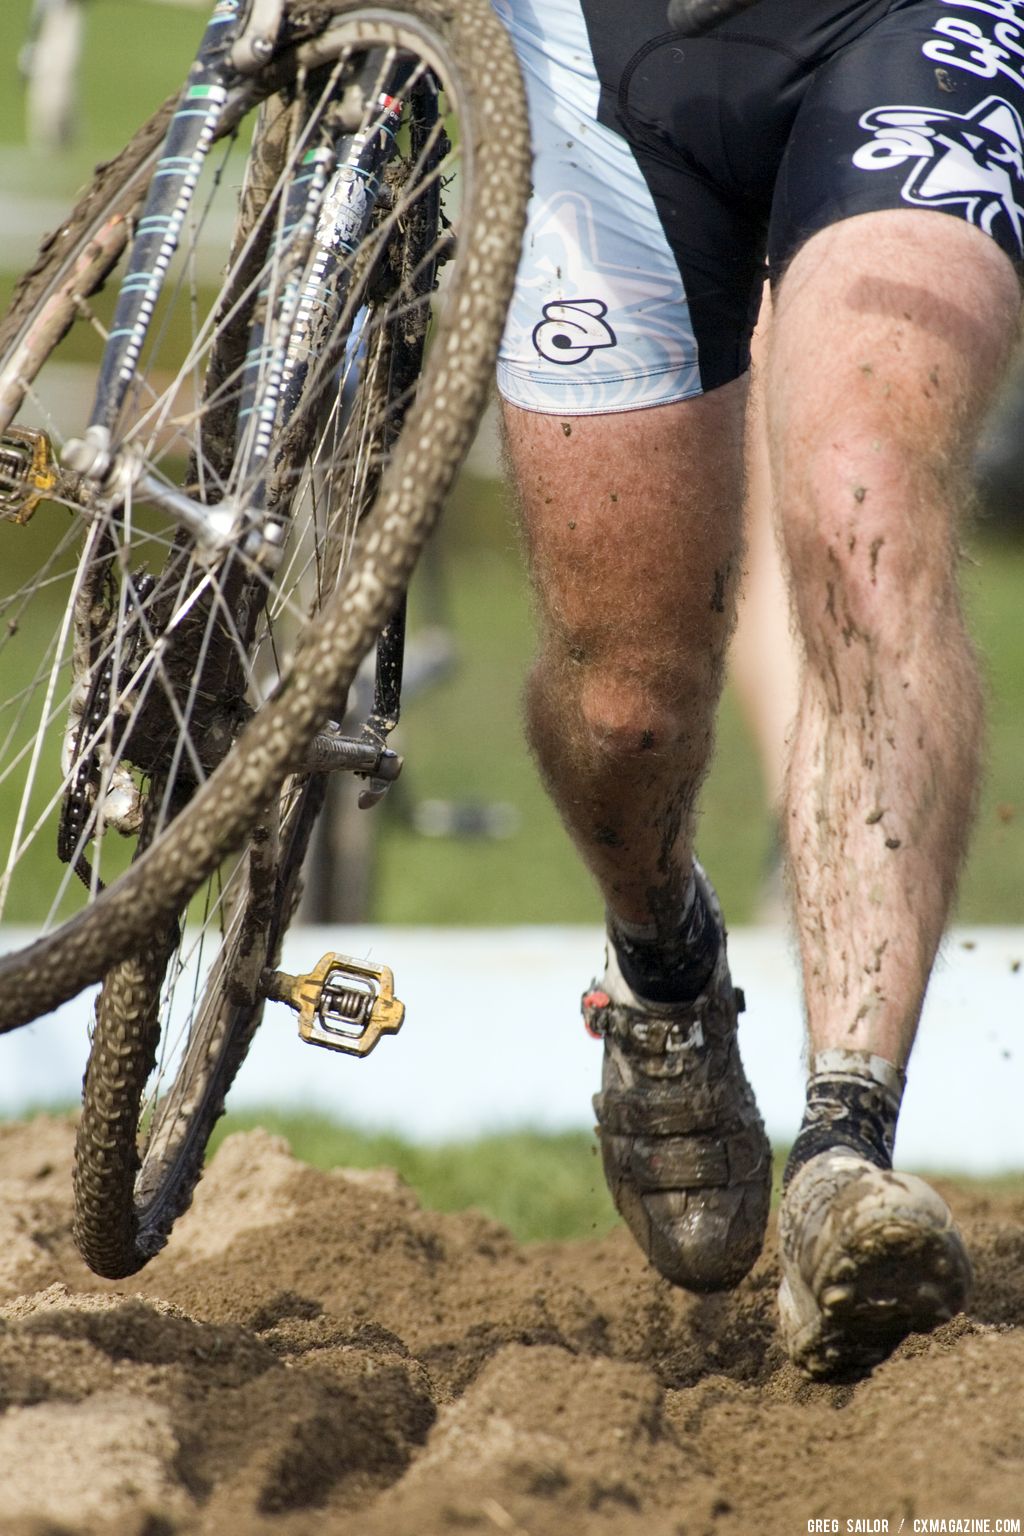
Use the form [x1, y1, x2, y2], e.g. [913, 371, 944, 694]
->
[0, 0, 529, 1278]
[0, 0, 753, 1284]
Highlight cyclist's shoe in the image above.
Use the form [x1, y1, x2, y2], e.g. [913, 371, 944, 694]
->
[586, 878, 771, 1293]
[778, 1149, 972, 1379]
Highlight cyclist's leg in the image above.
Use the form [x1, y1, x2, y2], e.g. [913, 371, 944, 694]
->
[770, 209, 1017, 1071]
[505, 382, 776, 1295]
[498, 0, 774, 1293]
[769, 207, 1017, 1375]
[767, 0, 1024, 1162]
[758, 0, 1024, 1374]
[498, 0, 769, 959]
[504, 385, 745, 931]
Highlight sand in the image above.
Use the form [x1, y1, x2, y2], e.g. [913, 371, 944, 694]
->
[0, 1116, 1021, 1536]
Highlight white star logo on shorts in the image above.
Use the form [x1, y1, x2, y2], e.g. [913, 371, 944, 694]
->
[853, 93, 1024, 252]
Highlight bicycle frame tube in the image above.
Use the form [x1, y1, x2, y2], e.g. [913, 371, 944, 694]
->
[89, 2, 250, 434]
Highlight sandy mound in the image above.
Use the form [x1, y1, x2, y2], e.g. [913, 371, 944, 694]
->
[0, 1116, 1021, 1535]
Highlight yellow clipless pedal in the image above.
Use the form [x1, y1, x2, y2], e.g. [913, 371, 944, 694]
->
[265, 952, 404, 1057]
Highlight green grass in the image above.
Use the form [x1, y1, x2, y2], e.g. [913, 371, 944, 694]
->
[203, 1110, 1023, 1237]
[961, 532, 1024, 922]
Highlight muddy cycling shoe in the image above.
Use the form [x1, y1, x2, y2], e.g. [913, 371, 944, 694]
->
[586, 895, 771, 1293]
[778, 1149, 973, 1379]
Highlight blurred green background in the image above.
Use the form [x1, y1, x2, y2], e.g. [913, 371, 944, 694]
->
[0, 0, 1020, 936]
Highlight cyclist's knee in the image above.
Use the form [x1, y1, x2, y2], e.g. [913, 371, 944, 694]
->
[782, 427, 959, 652]
[529, 645, 713, 764]
[576, 672, 691, 761]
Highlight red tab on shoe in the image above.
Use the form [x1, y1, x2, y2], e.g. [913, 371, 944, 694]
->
[581, 989, 611, 1038]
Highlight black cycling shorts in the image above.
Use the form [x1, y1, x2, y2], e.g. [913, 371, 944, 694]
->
[496, 0, 1024, 412]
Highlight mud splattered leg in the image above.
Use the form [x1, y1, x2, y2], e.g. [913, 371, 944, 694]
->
[769, 210, 1018, 1063]
[502, 386, 746, 942]
[503, 387, 772, 1292]
[768, 209, 1018, 1375]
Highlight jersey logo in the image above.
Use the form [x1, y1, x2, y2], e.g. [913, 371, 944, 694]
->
[852, 94, 1024, 253]
[532, 299, 618, 365]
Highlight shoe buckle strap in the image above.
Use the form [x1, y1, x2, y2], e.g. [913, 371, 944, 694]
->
[581, 988, 705, 1054]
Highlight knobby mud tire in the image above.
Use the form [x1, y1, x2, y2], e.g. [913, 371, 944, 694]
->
[73, 781, 325, 1278]
[0, 0, 530, 1033]
[73, 938, 176, 1278]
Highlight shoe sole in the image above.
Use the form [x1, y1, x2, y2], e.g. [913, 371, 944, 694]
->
[779, 1180, 972, 1379]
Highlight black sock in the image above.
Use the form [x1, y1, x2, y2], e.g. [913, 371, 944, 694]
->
[783, 1052, 904, 1190]
[608, 879, 720, 1005]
